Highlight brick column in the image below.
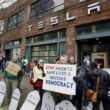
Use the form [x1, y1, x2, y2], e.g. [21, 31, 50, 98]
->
[21, 37, 26, 57]
[21, 4, 30, 58]
[0, 43, 5, 56]
[66, 25, 76, 58]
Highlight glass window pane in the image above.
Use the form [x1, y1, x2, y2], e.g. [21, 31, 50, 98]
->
[60, 42, 66, 56]
[76, 25, 92, 35]
[30, 0, 64, 20]
[32, 47, 39, 51]
[96, 20, 110, 32]
[59, 29, 66, 38]
[39, 51, 49, 56]
[32, 52, 39, 56]
[7, 10, 23, 30]
[49, 51, 57, 56]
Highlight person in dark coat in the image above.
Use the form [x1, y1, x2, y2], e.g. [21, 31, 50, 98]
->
[88, 62, 110, 110]
[72, 59, 90, 110]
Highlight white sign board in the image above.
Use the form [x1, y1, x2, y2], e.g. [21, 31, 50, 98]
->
[20, 90, 40, 110]
[0, 81, 6, 107]
[8, 88, 20, 110]
[43, 64, 76, 95]
[55, 100, 76, 110]
[41, 92, 55, 110]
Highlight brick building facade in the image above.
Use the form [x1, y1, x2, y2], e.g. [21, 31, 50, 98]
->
[0, 0, 110, 67]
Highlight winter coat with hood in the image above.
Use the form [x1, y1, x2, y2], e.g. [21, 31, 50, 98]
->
[88, 68, 110, 99]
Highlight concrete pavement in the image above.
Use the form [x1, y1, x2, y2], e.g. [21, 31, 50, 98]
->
[0, 72, 33, 110]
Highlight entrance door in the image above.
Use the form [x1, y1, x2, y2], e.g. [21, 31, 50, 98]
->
[5, 49, 11, 60]
[92, 52, 107, 68]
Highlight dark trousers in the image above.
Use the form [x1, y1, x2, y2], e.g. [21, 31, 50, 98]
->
[34, 87, 43, 103]
[72, 89, 83, 110]
[34, 88, 43, 110]
[93, 98, 110, 110]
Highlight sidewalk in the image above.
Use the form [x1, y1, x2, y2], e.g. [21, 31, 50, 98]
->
[0, 72, 33, 110]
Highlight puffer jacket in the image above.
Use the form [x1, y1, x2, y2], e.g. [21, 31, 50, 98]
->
[88, 68, 110, 99]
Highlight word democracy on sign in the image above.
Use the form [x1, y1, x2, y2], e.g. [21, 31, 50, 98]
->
[46, 80, 74, 89]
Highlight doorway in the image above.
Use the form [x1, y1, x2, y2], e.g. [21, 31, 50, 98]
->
[5, 49, 11, 60]
[92, 52, 107, 68]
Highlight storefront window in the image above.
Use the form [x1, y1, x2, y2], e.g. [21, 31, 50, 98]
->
[32, 32, 57, 42]
[96, 20, 110, 32]
[31, 44, 57, 63]
[76, 25, 92, 35]
[76, 20, 110, 36]
[13, 48, 21, 56]
[14, 40, 21, 45]
[27, 29, 66, 63]
[31, 29, 65, 43]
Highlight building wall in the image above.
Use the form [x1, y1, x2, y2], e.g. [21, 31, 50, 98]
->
[0, 0, 110, 61]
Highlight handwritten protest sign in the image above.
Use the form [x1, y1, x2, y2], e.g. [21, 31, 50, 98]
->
[43, 64, 76, 95]
[41, 92, 55, 110]
[20, 90, 40, 110]
[0, 81, 6, 107]
[5, 61, 20, 76]
[8, 88, 20, 110]
[55, 100, 76, 110]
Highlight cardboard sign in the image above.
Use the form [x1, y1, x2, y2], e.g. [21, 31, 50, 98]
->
[43, 64, 76, 95]
[0, 81, 6, 107]
[5, 61, 20, 76]
[41, 92, 55, 110]
[55, 100, 76, 110]
[20, 90, 40, 110]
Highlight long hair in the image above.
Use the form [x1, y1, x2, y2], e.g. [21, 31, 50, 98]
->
[90, 62, 98, 70]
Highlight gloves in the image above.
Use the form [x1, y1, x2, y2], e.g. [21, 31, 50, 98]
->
[73, 76, 79, 82]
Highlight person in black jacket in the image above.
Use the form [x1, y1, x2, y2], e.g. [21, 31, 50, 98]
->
[88, 62, 110, 110]
[72, 59, 90, 110]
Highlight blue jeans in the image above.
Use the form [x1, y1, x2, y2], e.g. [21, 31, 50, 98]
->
[93, 98, 110, 110]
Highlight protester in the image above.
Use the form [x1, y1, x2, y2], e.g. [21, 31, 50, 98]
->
[29, 59, 45, 106]
[3, 55, 22, 104]
[87, 62, 110, 110]
[1, 56, 6, 73]
[22, 57, 28, 74]
[72, 58, 90, 110]
[18, 56, 24, 91]
[53, 55, 70, 104]
[28, 59, 37, 76]
[68, 56, 76, 64]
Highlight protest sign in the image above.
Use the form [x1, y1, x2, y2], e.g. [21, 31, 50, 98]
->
[5, 61, 20, 76]
[43, 64, 76, 95]
[20, 90, 40, 110]
[55, 100, 76, 110]
[0, 81, 6, 107]
[41, 92, 55, 110]
[8, 88, 20, 110]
